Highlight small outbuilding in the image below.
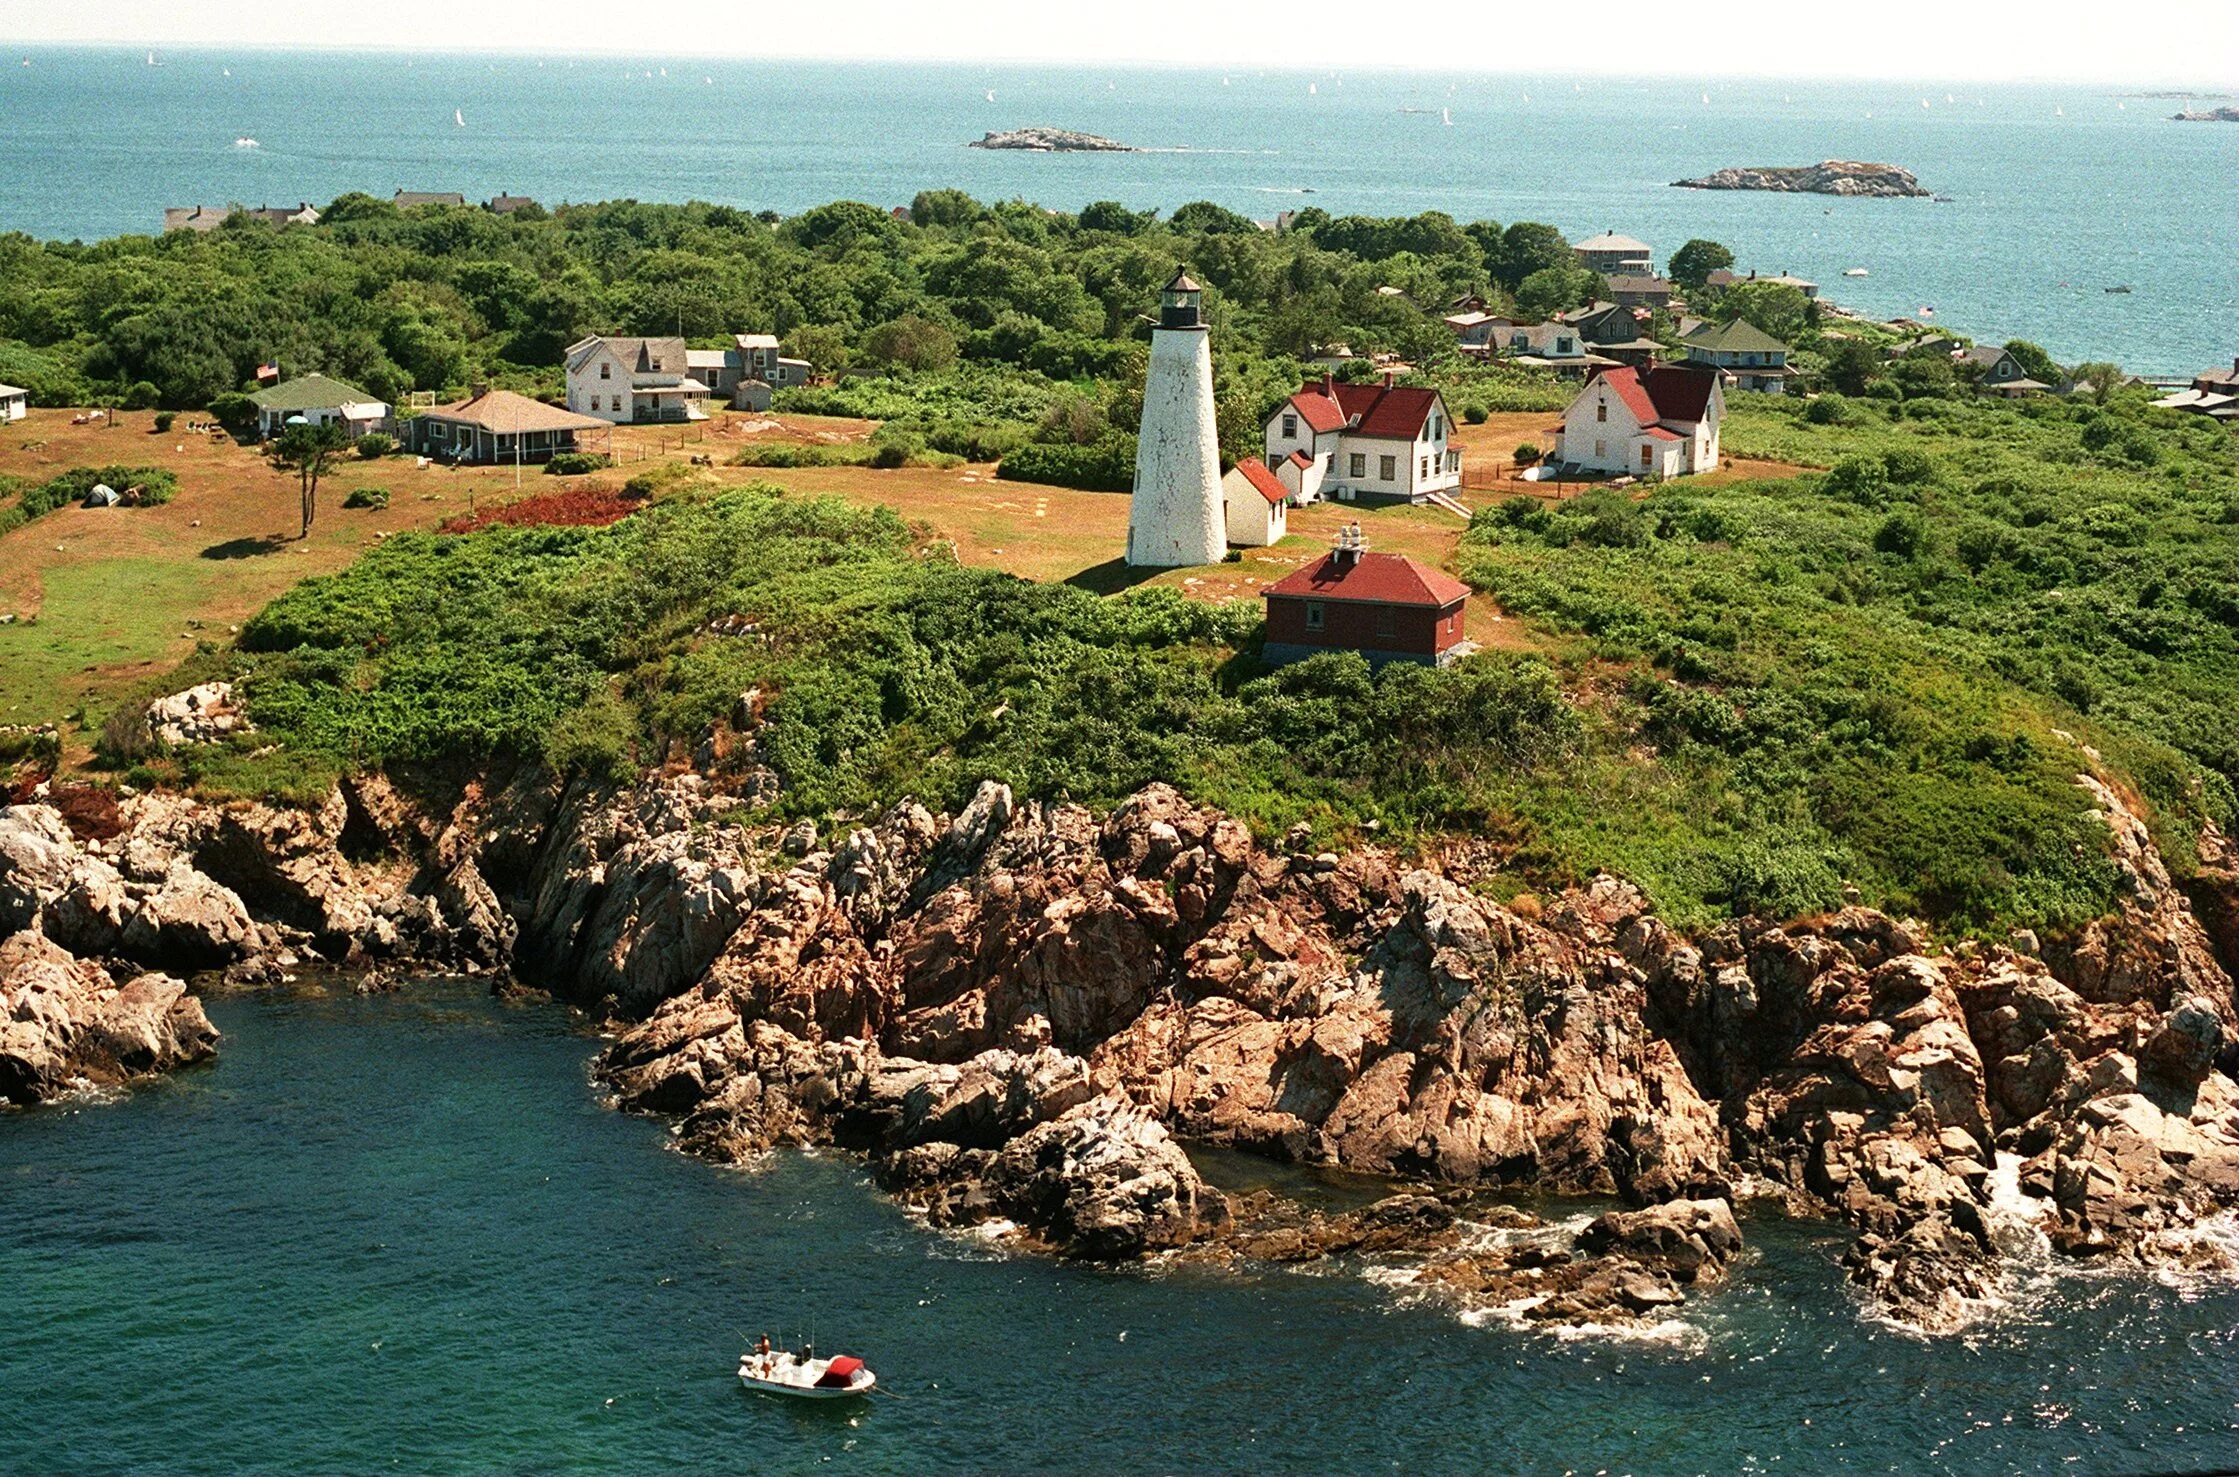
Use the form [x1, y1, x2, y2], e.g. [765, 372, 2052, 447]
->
[1222, 460, 1290, 547]
[1259, 525, 1474, 670]
[0, 383, 25, 422]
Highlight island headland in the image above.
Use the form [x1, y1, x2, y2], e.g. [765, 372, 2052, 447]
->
[969, 127, 1137, 152]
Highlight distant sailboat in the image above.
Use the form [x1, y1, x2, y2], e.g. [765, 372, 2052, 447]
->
[233, 137, 259, 149]
[1701, 91, 1710, 104]
[1520, 91, 1530, 103]
[1442, 107, 1453, 126]
[2054, 105, 2064, 117]
[1308, 82, 1317, 95]
[146, 50, 160, 66]
[454, 108, 465, 127]
[985, 88, 996, 102]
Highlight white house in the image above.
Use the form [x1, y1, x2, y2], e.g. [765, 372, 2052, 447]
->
[1554, 364, 1723, 479]
[245, 373, 391, 441]
[1573, 230, 1654, 276]
[1221, 459, 1290, 547]
[564, 336, 711, 424]
[1262, 376, 1461, 506]
[0, 384, 25, 422]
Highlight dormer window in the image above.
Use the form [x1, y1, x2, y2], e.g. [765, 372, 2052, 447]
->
[599, 363, 611, 380]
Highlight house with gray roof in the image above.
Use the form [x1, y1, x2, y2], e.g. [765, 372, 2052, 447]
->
[246, 372, 391, 440]
[1956, 345, 2050, 397]
[1572, 230, 1653, 276]
[1681, 318, 1793, 393]
[393, 190, 467, 209]
[162, 202, 321, 233]
[563, 336, 711, 423]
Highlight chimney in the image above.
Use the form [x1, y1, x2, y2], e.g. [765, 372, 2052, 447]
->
[1382, 370, 1397, 388]
[470, 381, 491, 401]
[1332, 521, 1367, 567]
[1323, 372, 1335, 397]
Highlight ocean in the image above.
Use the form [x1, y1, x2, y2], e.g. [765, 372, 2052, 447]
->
[0, 48, 2234, 376]
[3, 978, 2237, 1474]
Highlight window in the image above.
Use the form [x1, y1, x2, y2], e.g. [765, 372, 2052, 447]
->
[1281, 413, 1297, 438]
[611, 395, 622, 412]
[1267, 453, 1281, 470]
[599, 362, 611, 380]
[1430, 414, 1442, 440]
[1594, 439, 1606, 458]
[1641, 444, 1654, 467]
[1379, 454, 1396, 481]
[1304, 601, 1325, 632]
[1596, 401, 1607, 422]
[1419, 456, 1429, 480]
[1375, 605, 1396, 639]
[1349, 453, 1366, 478]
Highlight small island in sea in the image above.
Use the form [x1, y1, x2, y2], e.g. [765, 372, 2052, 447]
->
[1673, 160, 1929, 197]
[2171, 105, 2239, 122]
[969, 126, 1136, 152]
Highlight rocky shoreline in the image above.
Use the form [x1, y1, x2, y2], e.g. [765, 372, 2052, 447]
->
[5, 719, 2239, 1335]
[1674, 160, 1929, 197]
[969, 127, 1135, 152]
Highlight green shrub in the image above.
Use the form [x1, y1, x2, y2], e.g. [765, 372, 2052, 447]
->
[543, 450, 609, 476]
[152, 411, 176, 433]
[208, 393, 259, 437]
[1803, 394, 1850, 425]
[342, 486, 390, 510]
[355, 432, 396, 459]
[1463, 404, 1490, 425]
[996, 435, 1136, 491]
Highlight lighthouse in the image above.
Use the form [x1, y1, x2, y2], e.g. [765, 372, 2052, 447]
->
[1126, 266, 1225, 568]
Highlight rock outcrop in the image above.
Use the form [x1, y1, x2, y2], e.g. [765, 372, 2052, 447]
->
[968, 127, 1137, 152]
[0, 927, 217, 1104]
[1673, 161, 1929, 197]
[144, 682, 251, 747]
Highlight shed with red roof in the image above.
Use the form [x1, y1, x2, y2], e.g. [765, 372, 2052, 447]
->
[1259, 527, 1475, 669]
[1221, 459, 1291, 547]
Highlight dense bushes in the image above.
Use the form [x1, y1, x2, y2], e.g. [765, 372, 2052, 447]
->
[542, 451, 608, 476]
[996, 435, 1136, 492]
[0, 465, 179, 533]
[341, 486, 389, 510]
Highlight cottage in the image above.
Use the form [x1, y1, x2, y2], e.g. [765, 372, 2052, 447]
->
[1564, 303, 1662, 367]
[0, 384, 24, 422]
[1221, 459, 1289, 547]
[486, 192, 540, 215]
[1260, 526, 1474, 670]
[406, 386, 609, 464]
[246, 373, 392, 440]
[564, 336, 711, 423]
[681, 334, 813, 410]
[1500, 321, 1618, 375]
[2192, 358, 2239, 397]
[1554, 363, 1723, 478]
[1682, 318, 1793, 393]
[393, 190, 467, 209]
[1957, 345, 2049, 397]
[1262, 376, 1461, 506]
[1444, 310, 1512, 355]
[1573, 230, 1653, 277]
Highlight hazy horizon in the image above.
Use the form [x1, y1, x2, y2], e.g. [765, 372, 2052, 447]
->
[6, 1, 2237, 88]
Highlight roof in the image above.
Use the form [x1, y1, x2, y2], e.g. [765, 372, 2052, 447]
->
[1574, 231, 1651, 254]
[1230, 460, 1289, 506]
[487, 193, 538, 213]
[1322, 381, 1442, 440]
[566, 335, 689, 376]
[684, 349, 731, 368]
[394, 190, 466, 208]
[1682, 318, 1790, 354]
[1956, 345, 2010, 368]
[1641, 426, 1684, 441]
[1606, 274, 1673, 294]
[248, 373, 378, 411]
[420, 388, 608, 434]
[1283, 388, 1350, 435]
[1587, 364, 1719, 427]
[1164, 265, 1203, 293]
[1262, 550, 1471, 609]
[0, 384, 24, 397]
[1760, 273, 1817, 289]
[734, 333, 781, 351]
[1286, 450, 1313, 469]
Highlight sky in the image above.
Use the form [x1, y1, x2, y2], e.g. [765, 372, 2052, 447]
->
[3, 0, 2236, 84]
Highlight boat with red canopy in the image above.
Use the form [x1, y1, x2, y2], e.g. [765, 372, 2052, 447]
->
[737, 1344, 877, 1400]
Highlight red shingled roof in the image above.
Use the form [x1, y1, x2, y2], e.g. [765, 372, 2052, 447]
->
[1586, 363, 1718, 428]
[1233, 460, 1289, 506]
[1261, 551, 1470, 608]
[1286, 388, 1348, 435]
[1642, 425, 1683, 441]
[1286, 450, 1313, 469]
[1327, 381, 1439, 439]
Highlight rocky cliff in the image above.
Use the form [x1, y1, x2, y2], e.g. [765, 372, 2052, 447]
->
[5, 745, 2236, 1335]
[969, 127, 1136, 152]
[1673, 161, 1930, 197]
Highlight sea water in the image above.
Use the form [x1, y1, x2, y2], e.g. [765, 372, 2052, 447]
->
[3, 978, 2237, 1474]
[1, 49, 2234, 375]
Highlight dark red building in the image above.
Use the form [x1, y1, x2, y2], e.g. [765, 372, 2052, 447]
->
[1259, 530, 1474, 669]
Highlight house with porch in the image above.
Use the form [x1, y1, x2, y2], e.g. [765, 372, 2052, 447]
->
[564, 336, 712, 423]
[405, 387, 609, 464]
[1957, 345, 2050, 397]
[1221, 459, 1290, 547]
[1553, 363, 1723, 478]
[246, 373, 392, 441]
[1682, 318, 1793, 393]
[1565, 303, 1663, 367]
[1261, 376, 1462, 506]
[1573, 231, 1654, 276]
[1260, 525, 1474, 670]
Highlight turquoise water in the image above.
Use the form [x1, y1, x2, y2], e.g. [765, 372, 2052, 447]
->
[1, 48, 2234, 375]
[4, 979, 2239, 1473]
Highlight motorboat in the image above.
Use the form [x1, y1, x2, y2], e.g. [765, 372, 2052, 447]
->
[738, 1345, 876, 1400]
[1843, 267, 1869, 277]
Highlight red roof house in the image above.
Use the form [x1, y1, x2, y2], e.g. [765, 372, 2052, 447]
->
[1259, 526, 1474, 669]
[1552, 362, 1724, 479]
[1261, 376, 1463, 507]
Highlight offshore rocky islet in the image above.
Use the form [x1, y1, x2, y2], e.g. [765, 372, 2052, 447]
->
[6, 703, 2239, 1335]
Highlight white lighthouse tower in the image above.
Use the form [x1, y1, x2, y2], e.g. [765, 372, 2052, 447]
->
[1126, 266, 1225, 568]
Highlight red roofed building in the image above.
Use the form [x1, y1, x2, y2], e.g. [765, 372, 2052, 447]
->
[1220, 458, 1290, 547]
[1261, 374, 1462, 506]
[1260, 525, 1475, 669]
[1553, 362, 1724, 478]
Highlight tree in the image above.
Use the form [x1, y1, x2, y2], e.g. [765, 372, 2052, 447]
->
[1822, 339, 1884, 397]
[2002, 339, 2061, 384]
[1890, 353, 1958, 400]
[1169, 200, 1257, 235]
[2071, 361, 2123, 404]
[861, 315, 959, 372]
[1494, 222, 1572, 289]
[1515, 265, 1598, 320]
[909, 189, 983, 228]
[1078, 200, 1151, 236]
[269, 420, 351, 539]
[1668, 239, 1734, 292]
[1719, 281, 1811, 344]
